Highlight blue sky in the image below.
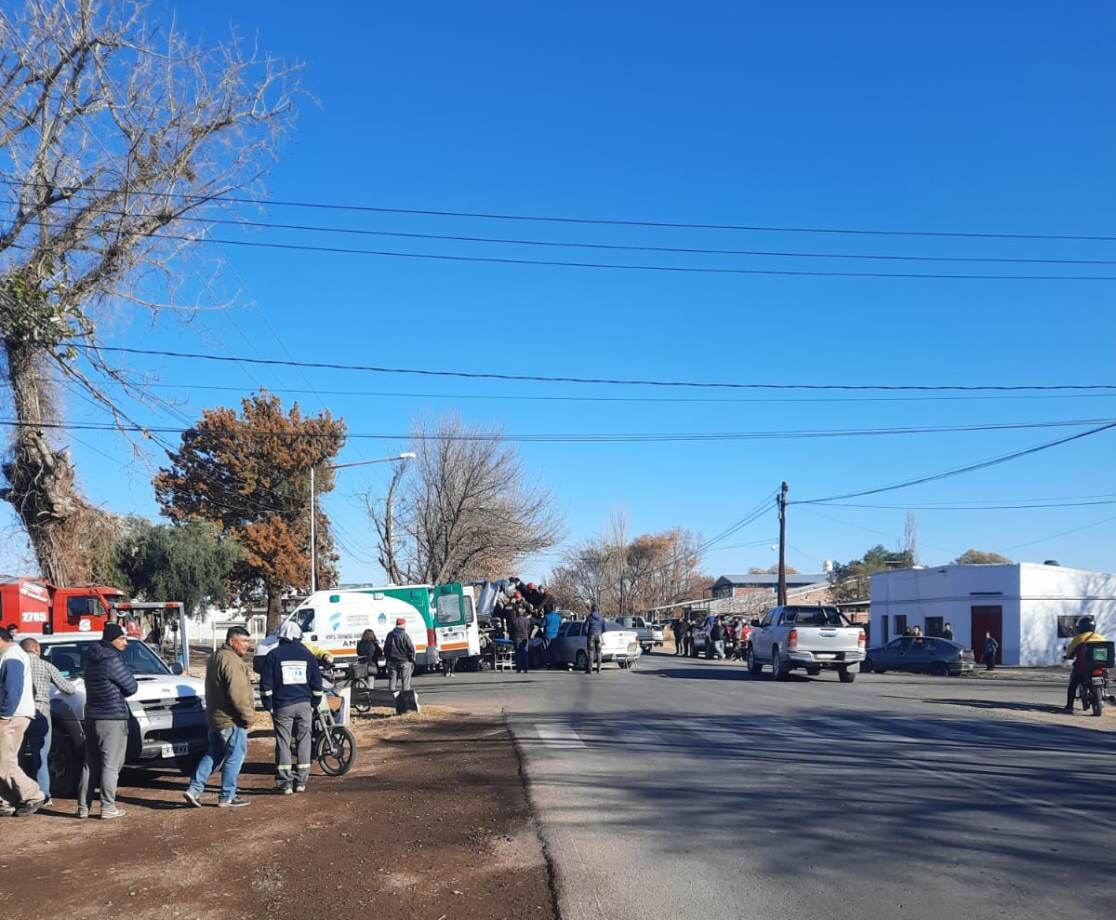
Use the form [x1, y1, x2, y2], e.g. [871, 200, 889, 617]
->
[5, 0, 1116, 582]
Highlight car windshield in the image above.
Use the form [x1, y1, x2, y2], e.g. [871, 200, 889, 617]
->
[43, 639, 170, 680]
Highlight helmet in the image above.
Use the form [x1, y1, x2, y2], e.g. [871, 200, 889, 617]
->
[1076, 615, 1096, 634]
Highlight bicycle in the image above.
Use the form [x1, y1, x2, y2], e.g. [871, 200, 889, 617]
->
[311, 688, 358, 777]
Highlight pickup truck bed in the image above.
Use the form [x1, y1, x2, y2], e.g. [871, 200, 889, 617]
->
[746, 605, 865, 682]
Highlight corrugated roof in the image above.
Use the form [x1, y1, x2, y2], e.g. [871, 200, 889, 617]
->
[714, 573, 829, 587]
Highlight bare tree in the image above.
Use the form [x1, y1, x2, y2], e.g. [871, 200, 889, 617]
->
[368, 417, 562, 585]
[0, 0, 296, 582]
[550, 526, 707, 614]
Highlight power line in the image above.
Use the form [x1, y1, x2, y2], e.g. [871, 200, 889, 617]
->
[792, 420, 1116, 505]
[825, 498, 1116, 511]
[44, 202, 1116, 267]
[9, 416, 1116, 444]
[8, 176, 1116, 242]
[30, 226, 1116, 281]
[64, 344, 1116, 392]
[101, 379, 1116, 405]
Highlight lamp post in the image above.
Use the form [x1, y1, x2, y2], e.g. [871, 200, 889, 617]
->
[309, 452, 416, 593]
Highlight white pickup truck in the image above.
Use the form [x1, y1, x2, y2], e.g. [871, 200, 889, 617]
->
[745, 605, 865, 683]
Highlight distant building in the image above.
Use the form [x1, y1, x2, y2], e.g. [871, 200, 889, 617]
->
[709, 573, 831, 604]
[869, 562, 1116, 666]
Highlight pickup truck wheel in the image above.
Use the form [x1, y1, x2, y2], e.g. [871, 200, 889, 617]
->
[49, 735, 83, 798]
[771, 647, 790, 682]
[838, 666, 856, 683]
[746, 647, 763, 676]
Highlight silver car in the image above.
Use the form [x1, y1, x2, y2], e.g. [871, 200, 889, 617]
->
[549, 619, 642, 670]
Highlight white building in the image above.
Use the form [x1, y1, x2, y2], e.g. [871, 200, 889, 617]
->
[869, 562, 1116, 666]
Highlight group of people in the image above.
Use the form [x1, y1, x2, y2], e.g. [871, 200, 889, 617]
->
[1, 623, 138, 819]
[492, 580, 559, 674]
[670, 614, 735, 660]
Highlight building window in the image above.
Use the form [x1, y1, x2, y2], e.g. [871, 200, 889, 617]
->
[894, 614, 908, 636]
[1056, 615, 1078, 639]
[925, 616, 945, 638]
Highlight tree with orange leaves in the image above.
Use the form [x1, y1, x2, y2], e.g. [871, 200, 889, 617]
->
[154, 391, 346, 629]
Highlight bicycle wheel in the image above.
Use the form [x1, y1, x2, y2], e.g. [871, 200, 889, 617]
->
[351, 677, 372, 714]
[315, 725, 357, 776]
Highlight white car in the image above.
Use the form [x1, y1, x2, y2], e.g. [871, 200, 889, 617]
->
[36, 632, 209, 795]
[549, 620, 642, 670]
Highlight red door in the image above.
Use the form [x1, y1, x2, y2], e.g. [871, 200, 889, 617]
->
[970, 606, 1003, 663]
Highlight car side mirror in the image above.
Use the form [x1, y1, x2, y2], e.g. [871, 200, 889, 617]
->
[170, 662, 184, 675]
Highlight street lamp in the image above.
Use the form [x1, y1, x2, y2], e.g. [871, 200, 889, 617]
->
[309, 452, 415, 593]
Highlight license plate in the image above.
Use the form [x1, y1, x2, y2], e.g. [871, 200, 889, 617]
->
[815, 653, 835, 660]
[1092, 678, 1105, 686]
[161, 741, 190, 758]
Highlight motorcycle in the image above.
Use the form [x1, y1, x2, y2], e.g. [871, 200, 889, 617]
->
[1076, 641, 1114, 717]
[312, 673, 358, 776]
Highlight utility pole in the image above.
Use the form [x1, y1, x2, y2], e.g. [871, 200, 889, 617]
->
[777, 481, 789, 606]
[309, 466, 317, 594]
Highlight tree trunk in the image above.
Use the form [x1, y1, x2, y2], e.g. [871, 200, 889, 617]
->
[265, 583, 285, 633]
[1, 336, 79, 584]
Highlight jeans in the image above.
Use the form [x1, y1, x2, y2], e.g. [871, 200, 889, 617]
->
[20, 713, 52, 798]
[188, 725, 248, 802]
[79, 720, 128, 810]
[0, 716, 40, 806]
[272, 702, 312, 789]
[1067, 670, 1083, 708]
[585, 636, 602, 673]
[388, 660, 414, 692]
[515, 640, 530, 673]
[713, 640, 726, 660]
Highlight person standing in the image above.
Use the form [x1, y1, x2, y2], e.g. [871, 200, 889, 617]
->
[584, 606, 605, 675]
[542, 605, 562, 667]
[710, 617, 726, 660]
[184, 626, 254, 809]
[665, 616, 682, 652]
[78, 624, 137, 819]
[982, 632, 1000, 671]
[19, 638, 76, 808]
[943, 623, 954, 642]
[384, 618, 416, 692]
[260, 622, 322, 795]
[685, 619, 697, 658]
[0, 626, 44, 817]
[513, 606, 531, 674]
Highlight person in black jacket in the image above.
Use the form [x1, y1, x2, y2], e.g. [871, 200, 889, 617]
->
[78, 624, 138, 819]
[260, 622, 322, 794]
[384, 618, 417, 692]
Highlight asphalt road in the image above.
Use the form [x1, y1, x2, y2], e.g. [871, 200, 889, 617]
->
[415, 653, 1116, 920]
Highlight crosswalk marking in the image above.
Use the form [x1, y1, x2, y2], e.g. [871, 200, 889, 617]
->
[535, 724, 587, 749]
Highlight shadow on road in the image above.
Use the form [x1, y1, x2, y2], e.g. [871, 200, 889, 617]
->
[921, 697, 1071, 715]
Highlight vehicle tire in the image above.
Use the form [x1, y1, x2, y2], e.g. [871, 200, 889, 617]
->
[746, 647, 763, 676]
[929, 661, 949, 678]
[315, 725, 357, 777]
[771, 647, 790, 682]
[351, 678, 372, 714]
[806, 666, 821, 677]
[575, 650, 588, 673]
[48, 735, 83, 798]
[1092, 690, 1103, 717]
[838, 666, 856, 683]
[862, 657, 874, 673]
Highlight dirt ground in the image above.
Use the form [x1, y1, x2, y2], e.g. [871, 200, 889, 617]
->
[0, 709, 557, 920]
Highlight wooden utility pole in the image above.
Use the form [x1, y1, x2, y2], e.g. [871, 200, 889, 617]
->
[777, 481, 789, 605]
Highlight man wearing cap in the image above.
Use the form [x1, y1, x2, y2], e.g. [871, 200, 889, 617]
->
[184, 626, 255, 809]
[78, 623, 138, 819]
[384, 617, 416, 692]
[260, 622, 322, 794]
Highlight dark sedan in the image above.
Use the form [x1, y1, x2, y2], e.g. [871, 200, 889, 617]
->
[863, 636, 976, 677]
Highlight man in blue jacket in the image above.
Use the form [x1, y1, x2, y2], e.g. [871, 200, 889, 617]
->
[542, 605, 562, 667]
[584, 606, 605, 675]
[78, 623, 138, 819]
[260, 621, 322, 794]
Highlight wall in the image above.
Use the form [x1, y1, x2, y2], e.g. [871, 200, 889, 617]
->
[1017, 564, 1116, 666]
